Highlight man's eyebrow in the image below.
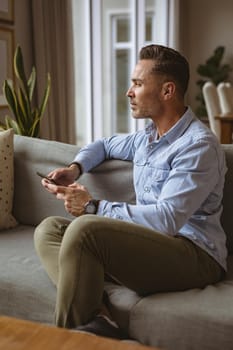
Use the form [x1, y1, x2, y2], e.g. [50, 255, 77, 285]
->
[131, 78, 144, 83]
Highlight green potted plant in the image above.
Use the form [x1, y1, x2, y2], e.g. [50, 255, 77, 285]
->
[1, 45, 51, 137]
[195, 46, 232, 118]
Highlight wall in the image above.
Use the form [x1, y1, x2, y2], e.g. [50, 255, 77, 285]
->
[14, 0, 33, 75]
[0, 0, 33, 121]
[181, 0, 233, 114]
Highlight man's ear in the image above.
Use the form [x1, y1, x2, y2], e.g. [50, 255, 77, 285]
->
[162, 82, 176, 100]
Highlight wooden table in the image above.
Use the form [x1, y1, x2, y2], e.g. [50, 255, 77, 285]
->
[0, 316, 158, 350]
[215, 114, 233, 143]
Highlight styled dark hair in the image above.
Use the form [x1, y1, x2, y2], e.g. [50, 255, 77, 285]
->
[139, 44, 190, 97]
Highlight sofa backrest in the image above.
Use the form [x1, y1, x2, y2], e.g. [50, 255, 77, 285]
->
[13, 135, 135, 226]
[13, 136, 78, 225]
[220, 145, 233, 253]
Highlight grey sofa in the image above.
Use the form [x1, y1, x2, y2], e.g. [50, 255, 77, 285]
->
[1, 134, 233, 350]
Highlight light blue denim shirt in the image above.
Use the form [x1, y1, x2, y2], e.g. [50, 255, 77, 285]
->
[74, 107, 227, 270]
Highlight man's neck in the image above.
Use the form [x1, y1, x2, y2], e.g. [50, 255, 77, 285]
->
[154, 105, 187, 138]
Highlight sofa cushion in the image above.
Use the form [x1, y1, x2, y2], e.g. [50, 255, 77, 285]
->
[0, 225, 56, 323]
[126, 255, 233, 350]
[0, 129, 17, 230]
[104, 282, 142, 331]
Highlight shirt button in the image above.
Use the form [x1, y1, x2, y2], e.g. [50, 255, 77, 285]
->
[209, 242, 215, 250]
[144, 187, 150, 192]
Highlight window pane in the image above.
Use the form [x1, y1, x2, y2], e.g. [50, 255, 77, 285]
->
[117, 17, 130, 42]
[146, 15, 152, 42]
[116, 49, 131, 133]
[145, 0, 156, 43]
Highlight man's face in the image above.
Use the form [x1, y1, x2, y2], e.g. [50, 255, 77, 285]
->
[126, 59, 165, 121]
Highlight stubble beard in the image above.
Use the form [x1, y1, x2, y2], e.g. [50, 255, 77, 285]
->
[131, 106, 151, 120]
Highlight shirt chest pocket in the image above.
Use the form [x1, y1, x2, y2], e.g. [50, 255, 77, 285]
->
[133, 156, 147, 185]
[150, 168, 170, 197]
[152, 168, 170, 181]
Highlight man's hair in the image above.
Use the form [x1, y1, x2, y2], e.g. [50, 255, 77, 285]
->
[139, 44, 190, 97]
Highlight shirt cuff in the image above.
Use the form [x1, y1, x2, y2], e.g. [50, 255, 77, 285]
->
[97, 200, 109, 216]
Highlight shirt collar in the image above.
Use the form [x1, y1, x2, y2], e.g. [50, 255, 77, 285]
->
[145, 107, 196, 144]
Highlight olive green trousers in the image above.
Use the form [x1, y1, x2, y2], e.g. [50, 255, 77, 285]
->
[34, 215, 223, 329]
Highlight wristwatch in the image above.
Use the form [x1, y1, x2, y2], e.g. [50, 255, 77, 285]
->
[84, 199, 100, 214]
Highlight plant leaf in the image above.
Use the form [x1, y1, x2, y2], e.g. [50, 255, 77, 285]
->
[14, 45, 29, 99]
[30, 110, 40, 137]
[17, 87, 31, 130]
[38, 73, 51, 118]
[206, 46, 224, 67]
[28, 67, 36, 101]
[5, 116, 22, 135]
[3, 45, 50, 137]
[3, 80, 18, 117]
[3, 81, 25, 132]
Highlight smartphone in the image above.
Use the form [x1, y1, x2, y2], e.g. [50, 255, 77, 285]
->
[36, 171, 58, 185]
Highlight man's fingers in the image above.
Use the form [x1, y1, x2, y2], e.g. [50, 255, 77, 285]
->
[41, 179, 57, 193]
[68, 182, 85, 189]
[42, 179, 68, 197]
[55, 185, 68, 194]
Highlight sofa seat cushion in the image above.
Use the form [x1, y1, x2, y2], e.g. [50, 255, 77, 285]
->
[104, 282, 142, 331]
[128, 255, 233, 349]
[0, 225, 56, 324]
[105, 255, 233, 349]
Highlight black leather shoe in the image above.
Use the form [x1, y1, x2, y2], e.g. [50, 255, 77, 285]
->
[74, 316, 129, 340]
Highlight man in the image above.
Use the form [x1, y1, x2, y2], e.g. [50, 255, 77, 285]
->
[34, 44, 227, 339]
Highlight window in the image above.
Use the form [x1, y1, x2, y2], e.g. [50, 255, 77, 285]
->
[72, 0, 177, 146]
[111, 10, 155, 135]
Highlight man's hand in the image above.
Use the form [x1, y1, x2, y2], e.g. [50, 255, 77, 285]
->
[46, 164, 81, 186]
[42, 180, 92, 216]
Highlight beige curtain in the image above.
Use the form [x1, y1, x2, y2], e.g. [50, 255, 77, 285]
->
[31, 0, 75, 143]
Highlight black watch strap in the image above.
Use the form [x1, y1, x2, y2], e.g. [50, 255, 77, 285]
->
[75, 163, 83, 175]
[84, 199, 100, 215]
[68, 162, 83, 179]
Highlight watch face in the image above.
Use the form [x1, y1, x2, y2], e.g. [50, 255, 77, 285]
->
[85, 202, 97, 214]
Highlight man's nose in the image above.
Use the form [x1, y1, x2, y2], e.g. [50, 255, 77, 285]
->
[126, 86, 133, 97]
